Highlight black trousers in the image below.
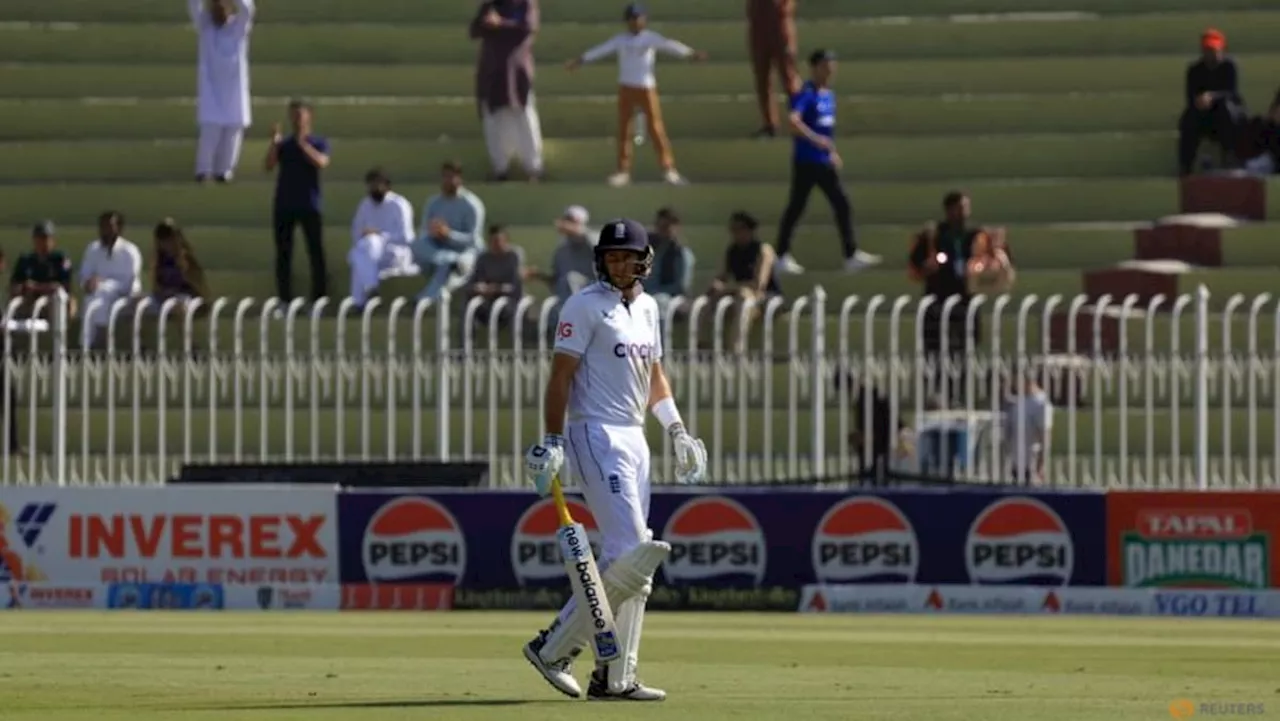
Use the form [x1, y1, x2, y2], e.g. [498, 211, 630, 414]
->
[1178, 101, 1244, 174]
[776, 160, 855, 259]
[273, 208, 328, 302]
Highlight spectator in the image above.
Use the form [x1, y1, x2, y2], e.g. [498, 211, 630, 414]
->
[1241, 89, 1280, 176]
[266, 99, 331, 308]
[566, 3, 707, 187]
[835, 373, 908, 487]
[348, 168, 417, 309]
[151, 219, 209, 310]
[464, 225, 524, 325]
[79, 211, 143, 349]
[524, 205, 595, 305]
[1002, 372, 1053, 484]
[707, 211, 780, 350]
[775, 49, 880, 275]
[413, 161, 486, 301]
[10, 221, 74, 321]
[908, 191, 1012, 400]
[643, 207, 694, 305]
[747, 0, 800, 138]
[189, 0, 255, 184]
[1178, 28, 1245, 175]
[471, 0, 545, 182]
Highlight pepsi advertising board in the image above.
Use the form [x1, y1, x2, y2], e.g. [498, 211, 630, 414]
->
[336, 490, 1106, 609]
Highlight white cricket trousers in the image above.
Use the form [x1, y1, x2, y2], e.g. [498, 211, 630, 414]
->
[549, 421, 651, 631]
[347, 233, 418, 307]
[565, 420, 651, 565]
[196, 124, 245, 179]
[481, 95, 544, 176]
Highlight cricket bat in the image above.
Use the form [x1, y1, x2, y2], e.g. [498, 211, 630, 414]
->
[551, 476, 620, 663]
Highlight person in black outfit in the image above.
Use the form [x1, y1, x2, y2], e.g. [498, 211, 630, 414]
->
[265, 99, 331, 306]
[1241, 89, 1280, 175]
[1178, 28, 1246, 175]
[774, 49, 879, 276]
[908, 191, 1002, 403]
[10, 221, 74, 321]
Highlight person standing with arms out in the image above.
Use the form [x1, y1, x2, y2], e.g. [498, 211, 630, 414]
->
[189, 0, 255, 184]
[747, 0, 801, 139]
[566, 3, 708, 188]
[265, 100, 330, 310]
[471, 0, 545, 182]
[522, 219, 707, 701]
[775, 50, 880, 275]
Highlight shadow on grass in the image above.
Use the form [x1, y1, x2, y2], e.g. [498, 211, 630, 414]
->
[202, 698, 552, 711]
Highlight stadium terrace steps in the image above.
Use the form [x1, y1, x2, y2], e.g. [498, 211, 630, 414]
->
[3, 0, 1280, 475]
[7, 0, 1280, 23]
[9, 13, 1280, 65]
[0, 179, 1223, 227]
[6, 58, 1280, 100]
[0, 135, 1181, 183]
[0, 96, 1205, 140]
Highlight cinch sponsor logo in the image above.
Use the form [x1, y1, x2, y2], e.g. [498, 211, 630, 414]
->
[0, 503, 55, 582]
[68, 513, 326, 560]
[811, 496, 918, 583]
[662, 496, 766, 585]
[1124, 509, 1268, 589]
[362, 497, 466, 584]
[965, 497, 1073, 585]
[613, 342, 654, 359]
[512, 497, 601, 585]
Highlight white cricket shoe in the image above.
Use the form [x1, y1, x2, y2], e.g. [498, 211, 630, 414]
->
[522, 633, 582, 699]
[844, 250, 882, 273]
[662, 169, 688, 186]
[775, 253, 805, 274]
[587, 668, 666, 702]
[607, 172, 631, 187]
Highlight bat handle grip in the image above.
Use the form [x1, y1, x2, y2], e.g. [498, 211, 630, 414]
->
[550, 476, 575, 526]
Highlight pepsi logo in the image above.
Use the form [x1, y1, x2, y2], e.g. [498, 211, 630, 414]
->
[511, 497, 602, 585]
[965, 497, 1073, 586]
[812, 496, 918, 583]
[362, 497, 466, 584]
[662, 496, 766, 585]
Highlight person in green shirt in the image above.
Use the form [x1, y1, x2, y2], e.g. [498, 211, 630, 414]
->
[10, 221, 75, 319]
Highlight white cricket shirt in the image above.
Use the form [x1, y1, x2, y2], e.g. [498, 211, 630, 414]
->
[79, 237, 143, 296]
[554, 282, 663, 426]
[580, 30, 693, 89]
[351, 190, 416, 247]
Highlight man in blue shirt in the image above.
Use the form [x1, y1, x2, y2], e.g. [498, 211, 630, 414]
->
[265, 99, 331, 305]
[775, 49, 879, 275]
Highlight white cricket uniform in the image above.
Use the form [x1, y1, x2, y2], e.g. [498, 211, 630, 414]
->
[189, 0, 254, 180]
[553, 281, 662, 564]
[1003, 388, 1053, 482]
[348, 191, 419, 306]
[79, 238, 143, 347]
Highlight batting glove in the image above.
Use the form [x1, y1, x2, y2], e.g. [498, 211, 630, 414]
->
[524, 434, 565, 496]
[669, 424, 708, 484]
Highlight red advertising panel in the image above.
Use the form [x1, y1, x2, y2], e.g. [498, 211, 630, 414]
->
[1107, 492, 1279, 589]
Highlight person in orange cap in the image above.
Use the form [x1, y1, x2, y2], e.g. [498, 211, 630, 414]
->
[1178, 28, 1245, 175]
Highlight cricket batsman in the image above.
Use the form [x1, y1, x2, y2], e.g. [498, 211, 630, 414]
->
[523, 218, 708, 701]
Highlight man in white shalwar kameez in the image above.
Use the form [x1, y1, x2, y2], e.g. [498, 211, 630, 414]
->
[189, 0, 255, 183]
[348, 168, 419, 308]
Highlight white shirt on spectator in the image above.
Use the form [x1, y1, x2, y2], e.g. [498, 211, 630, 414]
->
[1003, 387, 1052, 480]
[80, 238, 143, 298]
[351, 191, 415, 248]
[580, 30, 693, 89]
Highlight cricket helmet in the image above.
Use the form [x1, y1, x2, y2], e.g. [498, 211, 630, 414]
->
[595, 218, 654, 289]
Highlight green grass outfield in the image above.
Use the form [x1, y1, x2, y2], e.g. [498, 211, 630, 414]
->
[0, 612, 1273, 721]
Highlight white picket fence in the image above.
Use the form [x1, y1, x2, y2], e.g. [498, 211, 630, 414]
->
[2, 287, 1277, 490]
